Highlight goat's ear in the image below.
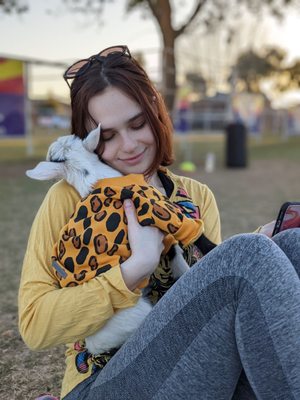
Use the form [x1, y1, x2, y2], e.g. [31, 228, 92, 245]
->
[26, 161, 64, 181]
[82, 124, 101, 153]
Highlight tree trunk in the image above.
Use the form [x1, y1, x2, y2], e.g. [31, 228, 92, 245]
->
[146, 0, 177, 112]
[146, 0, 207, 113]
[162, 33, 176, 112]
[145, 0, 206, 112]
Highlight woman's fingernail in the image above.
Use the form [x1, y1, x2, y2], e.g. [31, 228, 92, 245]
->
[124, 199, 132, 208]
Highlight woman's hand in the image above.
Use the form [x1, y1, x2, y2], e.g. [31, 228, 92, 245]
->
[258, 220, 276, 238]
[120, 199, 165, 291]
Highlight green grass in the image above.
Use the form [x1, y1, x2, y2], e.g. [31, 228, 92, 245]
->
[0, 128, 66, 163]
[174, 134, 300, 167]
[249, 136, 300, 161]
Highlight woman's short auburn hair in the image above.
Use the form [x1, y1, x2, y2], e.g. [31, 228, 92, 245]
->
[69, 51, 174, 177]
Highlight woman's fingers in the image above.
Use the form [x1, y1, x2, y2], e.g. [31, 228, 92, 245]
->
[259, 220, 276, 238]
[124, 199, 139, 229]
[123, 198, 164, 265]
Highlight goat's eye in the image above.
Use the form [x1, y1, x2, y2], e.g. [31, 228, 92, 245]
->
[51, 158, 65, 163]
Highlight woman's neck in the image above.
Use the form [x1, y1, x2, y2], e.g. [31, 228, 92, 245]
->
[146, 172, 166, 196]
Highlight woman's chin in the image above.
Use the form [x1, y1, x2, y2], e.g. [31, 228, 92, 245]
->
[116, 161, 150, 176]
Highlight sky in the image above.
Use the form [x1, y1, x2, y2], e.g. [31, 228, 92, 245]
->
[0, 0, 161, 100]
[1, 0, 300, 107]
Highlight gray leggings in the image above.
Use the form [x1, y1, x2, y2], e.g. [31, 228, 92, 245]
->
[64, 229, 300, 400]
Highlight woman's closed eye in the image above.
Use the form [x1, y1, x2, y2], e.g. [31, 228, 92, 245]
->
[101, 116, 146, 142]
[102, 130, 116, 142]
[130, 117, 146, 130]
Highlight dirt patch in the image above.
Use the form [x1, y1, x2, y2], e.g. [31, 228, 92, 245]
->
[0, 314, 65, 400]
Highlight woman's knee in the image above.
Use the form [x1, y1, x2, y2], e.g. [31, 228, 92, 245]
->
[272, 227, 300, 245]
[194, 233, 276, 279]
[221, 232, 273, 257]
[272, 228, 300, 275]
[225, 230, 300, 264]
[219, 232, 299, 287]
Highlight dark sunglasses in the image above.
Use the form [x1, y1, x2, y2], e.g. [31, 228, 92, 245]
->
[63, 45, 131, 88]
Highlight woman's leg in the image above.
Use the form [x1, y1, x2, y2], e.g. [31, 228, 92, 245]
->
[231, 228, 300, 400]
[64, 233, 300, 400]
[272, 228, 300, 274]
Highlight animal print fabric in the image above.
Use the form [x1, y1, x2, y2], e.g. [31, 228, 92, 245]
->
[52, 174, 203, 288]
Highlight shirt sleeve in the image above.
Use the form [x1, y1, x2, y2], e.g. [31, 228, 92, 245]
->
[198, 184, 222, 244]
[18, 180, 141, 351]
[181, 178, 222, 245]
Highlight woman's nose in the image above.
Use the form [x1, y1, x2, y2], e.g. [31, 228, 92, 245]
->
[121, 132, 137, 152]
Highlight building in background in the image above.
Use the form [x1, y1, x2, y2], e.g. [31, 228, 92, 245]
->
[174, 92, 230, 132]
[32, 97, 70, 130]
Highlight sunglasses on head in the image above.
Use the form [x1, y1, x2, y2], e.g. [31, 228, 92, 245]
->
[63, 45, 131, 88]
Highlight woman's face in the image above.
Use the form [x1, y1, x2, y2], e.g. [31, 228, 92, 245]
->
[88, 86, 156, 176]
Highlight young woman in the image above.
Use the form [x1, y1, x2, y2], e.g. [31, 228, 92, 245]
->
[19, 46, 300, 400]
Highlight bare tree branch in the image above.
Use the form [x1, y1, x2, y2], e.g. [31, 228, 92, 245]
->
[175, 0, 208, 38]
[0, 0, 28, 14]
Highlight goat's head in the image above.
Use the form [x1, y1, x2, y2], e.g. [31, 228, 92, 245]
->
[26, 124, 101, 185]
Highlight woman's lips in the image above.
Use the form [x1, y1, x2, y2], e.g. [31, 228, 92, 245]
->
[120, 148, 146, 165]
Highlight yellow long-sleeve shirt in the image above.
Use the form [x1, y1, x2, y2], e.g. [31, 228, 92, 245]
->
[18, 168, 221, 398]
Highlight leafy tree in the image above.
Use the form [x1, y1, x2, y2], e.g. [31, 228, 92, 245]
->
[232, 48, 285, 92]
[278, 60, 300, 91]
[185, 72, 207, 97]
[232, 47, 300, 95]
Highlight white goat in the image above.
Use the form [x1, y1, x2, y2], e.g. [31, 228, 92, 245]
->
[26, 125, 189, 355]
